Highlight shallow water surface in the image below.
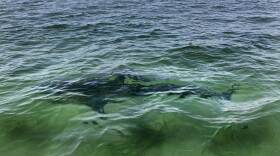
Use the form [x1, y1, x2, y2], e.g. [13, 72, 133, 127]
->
[0, 0, 280, 156]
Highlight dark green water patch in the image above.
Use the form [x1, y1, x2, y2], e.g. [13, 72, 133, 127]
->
[0, 114, 58, 144]
[203, 115, 279, 156]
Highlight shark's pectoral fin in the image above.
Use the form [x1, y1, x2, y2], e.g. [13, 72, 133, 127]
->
[85, 97, 110, 114]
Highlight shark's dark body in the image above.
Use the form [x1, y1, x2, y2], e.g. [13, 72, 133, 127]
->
[47, 70, 239, 114]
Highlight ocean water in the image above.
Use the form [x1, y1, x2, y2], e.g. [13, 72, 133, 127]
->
[0, 0, 280, 155]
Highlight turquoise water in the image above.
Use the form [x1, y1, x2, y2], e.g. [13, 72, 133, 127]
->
[1, 0, 280, 155]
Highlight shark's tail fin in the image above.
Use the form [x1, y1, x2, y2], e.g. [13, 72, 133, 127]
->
[228, 82, 241, 94]
[218, 82, 240, 100]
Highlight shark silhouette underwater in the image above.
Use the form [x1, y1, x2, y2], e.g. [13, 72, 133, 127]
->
[44, 70, 240, 114]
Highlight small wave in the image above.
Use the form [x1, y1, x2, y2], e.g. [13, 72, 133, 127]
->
[43, 23, 69, 29]
[167, 44, 210, 52]
[247, 16, 277, 23]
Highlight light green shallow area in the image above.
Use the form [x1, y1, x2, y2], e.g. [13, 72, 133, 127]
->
[0, 0, 280, 155]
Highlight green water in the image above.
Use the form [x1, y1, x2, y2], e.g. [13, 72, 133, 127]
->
[0, 0, 280, 155]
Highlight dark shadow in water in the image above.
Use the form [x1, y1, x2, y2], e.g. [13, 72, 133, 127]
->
[91, 112, 215, 156]
[202, 119, 273, 156]
[0, 115, 57, 144]
[125, 122, 166, 149]
[96, 119, 170, 155]
[41, 69, 240, 115]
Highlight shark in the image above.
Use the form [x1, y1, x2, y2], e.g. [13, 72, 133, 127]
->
[45, 70, 240, 114]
